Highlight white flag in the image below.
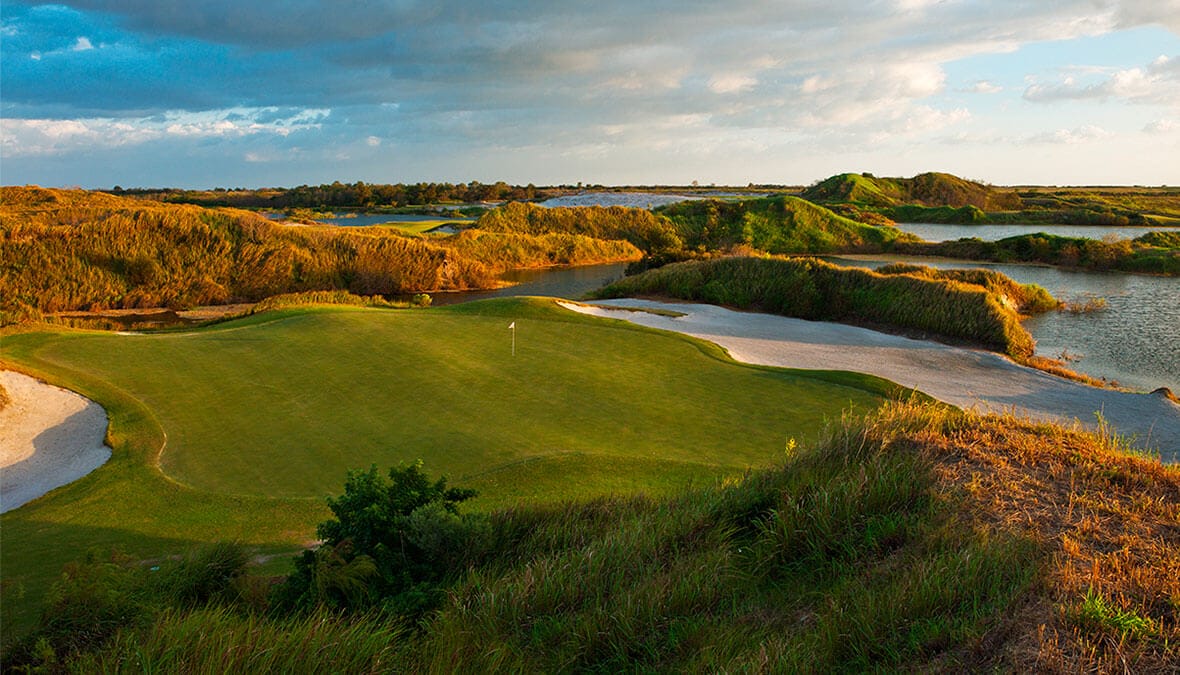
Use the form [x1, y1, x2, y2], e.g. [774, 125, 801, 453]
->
[508, 322, 515, 329]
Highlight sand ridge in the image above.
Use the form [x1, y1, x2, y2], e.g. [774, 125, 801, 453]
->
[560, 299, 1180, 461]
[1, 370, 112, 513]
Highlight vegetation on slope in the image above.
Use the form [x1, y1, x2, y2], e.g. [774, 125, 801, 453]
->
[655, 195, 916, 253]
[7, 402, 1176, 672]
[473, 201, 683, 254]
[593, 256, 1050, 358]
[802, 172, 1023, 212]
[894, 231, 1180, 276]
[0, 297, 895, 638]
[0, 187, 640, 323]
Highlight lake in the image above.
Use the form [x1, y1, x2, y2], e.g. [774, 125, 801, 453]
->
[895, 222, 1180, 242]
[826, 255, 1179, 393]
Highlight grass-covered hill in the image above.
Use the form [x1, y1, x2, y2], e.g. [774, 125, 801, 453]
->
[655, 195, 917, 253]
[802, 172, 1024, 212]
[473, 201, 683, 254]
[895, 231, 1180, 276]
[593, 256, 1055, 358]
[0, 297, 899, 640]
[6, 400, 1177, 672]
[0, 187, 641, 323]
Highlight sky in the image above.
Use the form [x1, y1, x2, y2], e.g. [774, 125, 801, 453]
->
[2, 1, 1179, 189]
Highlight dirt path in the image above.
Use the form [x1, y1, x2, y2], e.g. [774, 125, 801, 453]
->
[560, 300, 1180, 461]
[1, 370, 112, 513]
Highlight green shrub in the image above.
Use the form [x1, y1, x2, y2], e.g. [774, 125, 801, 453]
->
[273, 462, 482, 617]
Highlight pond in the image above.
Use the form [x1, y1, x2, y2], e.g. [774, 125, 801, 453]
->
[825, 255, 1180, 393]
[427, 263, 630, 306]
[895, 222, 1180, 242]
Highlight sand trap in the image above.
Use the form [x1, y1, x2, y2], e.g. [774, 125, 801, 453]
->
[560, 300, 1180, 461]
[1, 370, 112, 513]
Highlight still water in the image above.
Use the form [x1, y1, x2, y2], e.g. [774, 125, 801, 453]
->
[895, 222, 1180, 242]
[826, 255, 1180, 393]
[427, 263, 629, 306]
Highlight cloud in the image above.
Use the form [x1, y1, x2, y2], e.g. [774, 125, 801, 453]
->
[1027, 125, 1111, 144]
[964, 80, 1002, 94]
[1, 108, 328, 157]
[1024, 54, 1180, 104]
[1144, 118, 1177, 133]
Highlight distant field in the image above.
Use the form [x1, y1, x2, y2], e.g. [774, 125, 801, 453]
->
[0, 297, 896, 636]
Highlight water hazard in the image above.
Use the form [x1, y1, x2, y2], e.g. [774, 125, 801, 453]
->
[826, 255, 1180, 393]
[895, 222, 1180, 242]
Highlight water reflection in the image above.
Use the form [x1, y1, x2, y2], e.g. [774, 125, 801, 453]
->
[895, 222, 1180, 242]
[825, 255, 1179, 393]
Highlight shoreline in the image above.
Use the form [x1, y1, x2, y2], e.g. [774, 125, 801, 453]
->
[0, 370, 112, 513]
[560, 299, 1180, 461]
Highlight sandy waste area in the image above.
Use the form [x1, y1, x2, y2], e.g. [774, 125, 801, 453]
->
[1, 370, 111, 513]
[561, 300, 1180, 461]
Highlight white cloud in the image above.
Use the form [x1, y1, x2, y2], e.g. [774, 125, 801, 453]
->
[1144, 119, 1177, 133]
[708, 73, 758, 94]
[965, 80, 1002, 94]
[366, 135, 381, 146]
[1024, 54, 1180, 105]
[71, 37, 94, 51]
[1027, 125, 1111, 144]
[1, 108, 329, 157]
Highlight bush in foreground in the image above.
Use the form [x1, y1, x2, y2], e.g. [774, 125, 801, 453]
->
[7, 403, 1177, 672]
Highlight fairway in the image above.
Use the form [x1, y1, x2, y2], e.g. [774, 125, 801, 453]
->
[0, 297, 897, 636]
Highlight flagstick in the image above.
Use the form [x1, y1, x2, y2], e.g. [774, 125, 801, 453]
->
[509, 321, 516, 356]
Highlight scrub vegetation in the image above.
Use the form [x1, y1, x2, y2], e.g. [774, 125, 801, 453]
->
[894, 231, 1180, 276]
[801, 172, 1180, 228]
[0, 187, 640, 323]
[6, 402, 1176, 672]
[593, 256, 1052, 358]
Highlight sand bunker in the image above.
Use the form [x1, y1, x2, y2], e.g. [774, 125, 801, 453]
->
[1, 370, 112, 513]
[561, 300, 1180, 461]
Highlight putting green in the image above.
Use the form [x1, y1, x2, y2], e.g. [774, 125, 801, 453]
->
[0, 297, 900, 636]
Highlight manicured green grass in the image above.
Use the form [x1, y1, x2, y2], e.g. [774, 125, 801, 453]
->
[0, 297, 896, 638]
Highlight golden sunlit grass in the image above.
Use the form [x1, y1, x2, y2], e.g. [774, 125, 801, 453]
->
[901, 405, 1180, 671]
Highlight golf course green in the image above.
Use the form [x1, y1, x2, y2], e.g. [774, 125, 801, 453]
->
[0, 297, 900, 635]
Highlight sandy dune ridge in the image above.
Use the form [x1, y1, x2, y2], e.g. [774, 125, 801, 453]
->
[561, 299, 1180, 461]
[1, 370, 112, 513]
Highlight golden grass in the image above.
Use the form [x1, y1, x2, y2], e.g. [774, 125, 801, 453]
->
[891, 405, 1180, 671]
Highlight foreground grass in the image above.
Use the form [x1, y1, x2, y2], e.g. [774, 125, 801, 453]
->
[13, 401, 1176, 672]
[0, 297, 895, 638]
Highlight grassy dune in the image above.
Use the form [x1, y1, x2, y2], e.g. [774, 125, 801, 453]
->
[593, 256, 1049, 358]
[0, 297, 896, 637]
[11, 401, 1177, 672]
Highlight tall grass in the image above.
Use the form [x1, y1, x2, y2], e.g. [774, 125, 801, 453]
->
[894, 232, 1180, 276]
[474, 201, 682, 253]
[593, 256, 1043, 357]
[8, 401, 1177, 671]
[656, 195, 915, 253]
[0, 188, 641, 322]
[801, 172, 1023, 211]
[68, 608, 405, 674]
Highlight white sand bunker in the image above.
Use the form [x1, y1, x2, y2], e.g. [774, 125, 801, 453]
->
[561, 300, 1180, 461]
[1, 370, 112, 513]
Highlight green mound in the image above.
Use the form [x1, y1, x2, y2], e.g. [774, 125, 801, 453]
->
[802, 172, 1023, 212]
[656, 195, 914, 253]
